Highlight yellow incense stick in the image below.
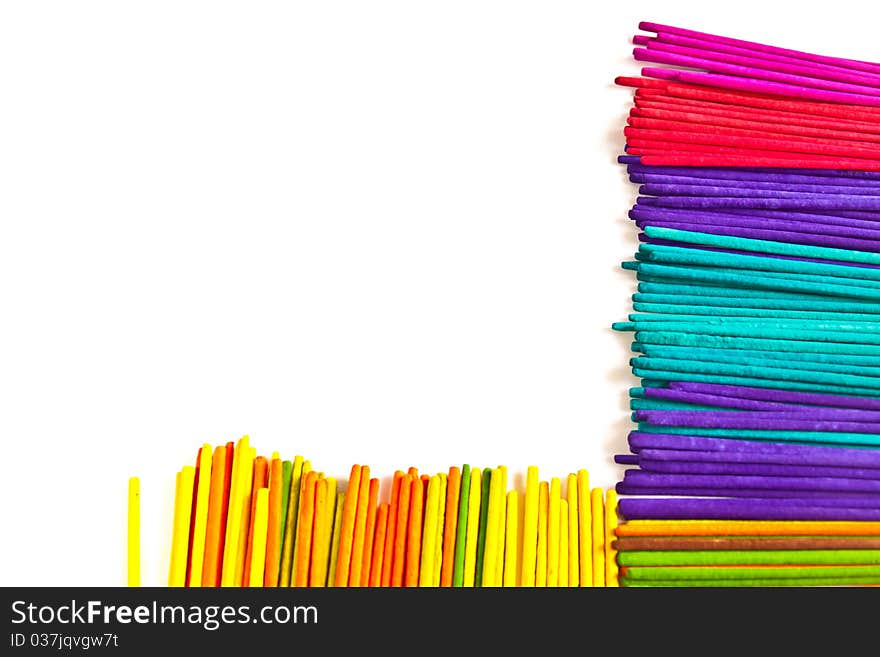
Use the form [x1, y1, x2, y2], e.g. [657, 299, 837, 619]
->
[232, 446, 256, 586]
[127, 477, 140, 587]
[433, 473, 447, 587]
[494, 466, 507, 586]
[566, 473, 579, 587]
[220, 436, 248, 586]
[248, 488, 269, 587]
[591, 487, 605, 587]
[188, 444, 213, 587]
[604, 489, 618, 587]
[462, 467, 482, 587]
[577, 470, 592, 587]
[559, 499, 569, 587]
[420, 474, 441, 587]
[536, 481, 549, 587]
[503, 490, 519, 587]
[481, 468, 502, 587]
[547, 477, 561, 587]
[327, 492, 345, 588]
[279, 455, 304, 586]
[168, 466, 195, 587]
[521, 466, 539, 587]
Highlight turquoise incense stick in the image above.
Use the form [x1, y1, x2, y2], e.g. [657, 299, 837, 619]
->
[631, 368, 880, 398]
[634, 342, 880, 368]
[643, 225, 880, 267]
[633, 331, 880, 357]
[637, 282, 840, 301]
[638, 243, 880, 282]
[633, 292, 880, 312]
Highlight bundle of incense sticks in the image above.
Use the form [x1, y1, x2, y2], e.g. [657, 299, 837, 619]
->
[611, 22, 880, 586]
[129, 437, 620, 587]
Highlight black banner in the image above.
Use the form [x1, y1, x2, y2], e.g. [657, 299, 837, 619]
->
[0, 587, 871, 653]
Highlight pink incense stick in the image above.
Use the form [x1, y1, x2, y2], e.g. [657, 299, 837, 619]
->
[650, 31, 880, 79]
[638, 21, 880, 75]
[644, 67, 880, 108]
[637, 40, 880, 90]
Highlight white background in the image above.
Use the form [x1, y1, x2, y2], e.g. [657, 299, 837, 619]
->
[1, 2, 877, 586]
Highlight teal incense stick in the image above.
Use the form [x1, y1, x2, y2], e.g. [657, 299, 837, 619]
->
[623, 321, 880, 343]
[630, 350, 880, 387]
[637, 282, 836, 301]
[638, 243, 880, 282]
[633, 292, 880, 312]
[644, 225, 880, 267]
[634, 330, 880, 357]
[635, 342, 880, 369]
[635, 267, 880, 301]
[631, 368, 880, 398]
[633, 303, 880, 322]
[633, 262, 880, 291]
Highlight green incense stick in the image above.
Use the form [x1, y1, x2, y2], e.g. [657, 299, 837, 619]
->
[451, 464, 471, 587]
[617, 550, 880, 567]
[473, 468, 492, 588]
[622, 564, 880, 580]
[621, 575, 880, 587]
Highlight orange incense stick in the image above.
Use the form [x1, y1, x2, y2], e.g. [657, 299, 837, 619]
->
[369, 503, 389, 586]
[405, 475, 425, 587]
[391, 474, 413, 587]
[201, 444, 230, 586]
[359, 478, 380, 586]
[264, 457, 283, 587]
[381, 471, 404, 587]
[309, 477, 330, 587]
[440, 466, 461, 587]
[333, 465, 362, 587]
[294, 471, 318, 587]
[348, 466, 372, 587]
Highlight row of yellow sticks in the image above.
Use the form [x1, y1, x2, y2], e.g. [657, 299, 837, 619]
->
[127, 436, 620, 587]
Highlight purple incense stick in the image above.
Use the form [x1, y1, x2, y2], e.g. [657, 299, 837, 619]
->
[633, 446, 880, 468]
[630, 457, 880, 479]
[617, 497, 880, 520]
[615, 485, 880, 505]
[623, 470, 880, 493]
[668, 381, 880, 409]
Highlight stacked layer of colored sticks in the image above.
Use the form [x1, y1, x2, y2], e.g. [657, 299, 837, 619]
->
[611, 21, 880, 586]
[151, 436, 620, 587]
